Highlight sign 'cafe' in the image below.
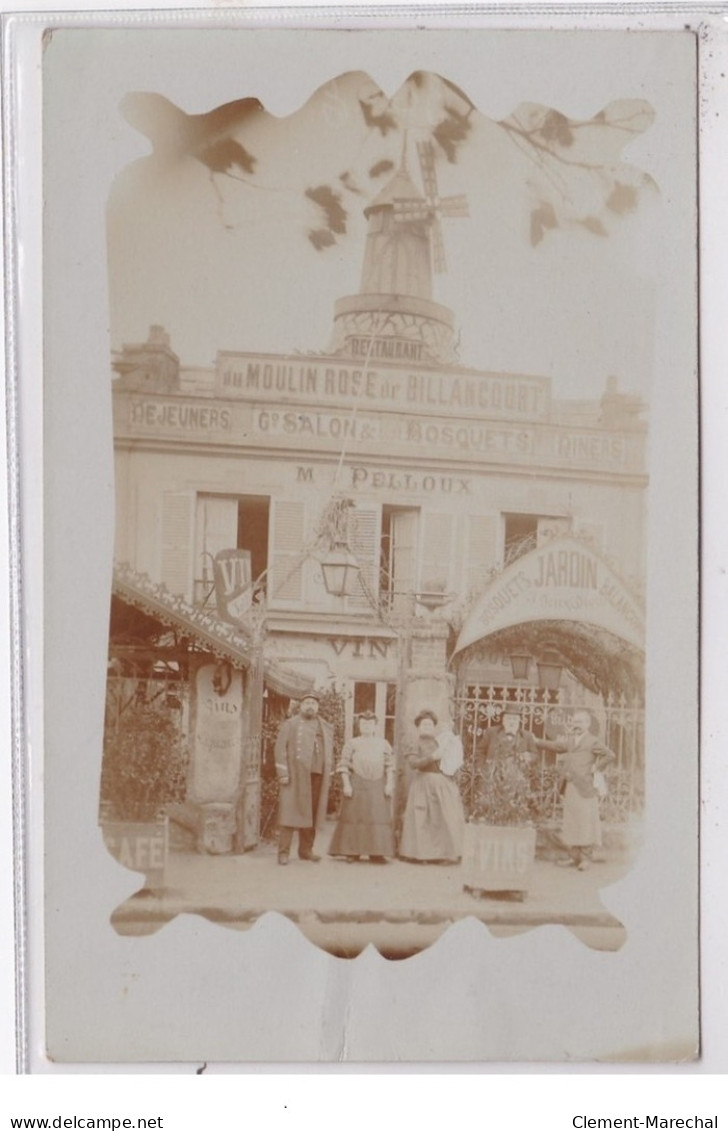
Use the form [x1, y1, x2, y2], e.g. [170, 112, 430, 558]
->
[106, 150, 647, 855]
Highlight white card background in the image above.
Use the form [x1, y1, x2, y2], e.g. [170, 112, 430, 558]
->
[33, 26, 699, 1065]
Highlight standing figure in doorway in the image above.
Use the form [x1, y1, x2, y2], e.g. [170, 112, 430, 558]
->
[399, 709, 466, 864]
[274, 691, 334, 865]
[328, 710, 396, 864]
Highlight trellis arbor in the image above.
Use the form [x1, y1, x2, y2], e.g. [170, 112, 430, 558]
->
[453, 619, 645, 831]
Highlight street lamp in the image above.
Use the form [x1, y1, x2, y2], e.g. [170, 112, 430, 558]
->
[509, 651, 531, 681]
[537, 644, 563, 690]
[417, 590, 449, 612]
[320, 542, 360, 598]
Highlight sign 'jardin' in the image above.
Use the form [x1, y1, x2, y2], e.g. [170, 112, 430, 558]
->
[455, 536, 645, 655]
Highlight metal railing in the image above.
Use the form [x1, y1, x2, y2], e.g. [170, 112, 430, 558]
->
[453, 684, 645, 825]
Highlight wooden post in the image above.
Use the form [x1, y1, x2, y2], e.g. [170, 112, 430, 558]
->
[234, 641, 265, 852]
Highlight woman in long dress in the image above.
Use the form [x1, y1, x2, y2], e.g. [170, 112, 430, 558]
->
[398, 709, 466, 864]
[328, 710, 396, 863]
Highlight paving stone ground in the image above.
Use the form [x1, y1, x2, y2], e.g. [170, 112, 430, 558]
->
[111, 819, 634, 955]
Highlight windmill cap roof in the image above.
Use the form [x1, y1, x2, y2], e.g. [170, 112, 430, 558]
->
[365, 167, 425, 215]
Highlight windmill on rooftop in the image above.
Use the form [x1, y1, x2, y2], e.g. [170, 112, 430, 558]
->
[330, 133, 469, 366]
[392, 139, 469, 275]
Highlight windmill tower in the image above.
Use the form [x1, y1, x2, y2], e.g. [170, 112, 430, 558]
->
[330, 140, 469, 365]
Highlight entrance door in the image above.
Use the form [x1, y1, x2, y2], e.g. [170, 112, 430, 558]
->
[348, 680, 398, 744]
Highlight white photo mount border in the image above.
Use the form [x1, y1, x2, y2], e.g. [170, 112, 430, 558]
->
[1, 6, 723, 1067]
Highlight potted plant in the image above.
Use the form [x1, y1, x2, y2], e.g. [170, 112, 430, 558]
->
[100, 701, 187, 885]
[461, 721, 539, 900]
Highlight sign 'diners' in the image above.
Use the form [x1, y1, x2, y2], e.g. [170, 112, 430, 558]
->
[454, 537, 645, 655]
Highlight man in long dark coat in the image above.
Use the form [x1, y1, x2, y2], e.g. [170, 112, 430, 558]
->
[274, 692, 333, 865]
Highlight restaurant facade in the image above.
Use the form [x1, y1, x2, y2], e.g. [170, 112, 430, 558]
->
[106, 159, 647, 851]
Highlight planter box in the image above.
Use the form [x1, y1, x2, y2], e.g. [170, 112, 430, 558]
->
[462, 821, 537, 898]
[164, 800, 236, 854]
[196, 802, 236, 854]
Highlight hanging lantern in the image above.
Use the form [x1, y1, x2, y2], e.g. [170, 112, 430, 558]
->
[537, 645, 563, 690]
[509, 651, 531, 681]
[321, 542, 360, 598]
[417, 588, 449, 612]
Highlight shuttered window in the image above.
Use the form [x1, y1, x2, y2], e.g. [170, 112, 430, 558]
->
[419, 512, 454, 596]
[504, 512, 571, 565]
[346, 504, 381, 612]
[269, 499, 305, 604]
[193, 495, 240, 606]
[466, 514, 498, 598]
[160, 492, 195, 600]
[197, 496, 239, 560]
[387, 508, 418, 613]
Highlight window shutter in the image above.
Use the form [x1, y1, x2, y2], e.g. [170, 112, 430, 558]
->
[160, 492, 195, 600]
[389, 509, 419, 612]
[419, 512, 454, 595]
[346, 505, 381, 611]
[195, 496, 239, 580]
[269, 499, 305, 604]
[193, 495, 240, 605]
[466, 515, 498, 598]
[199, 496, 239, 559]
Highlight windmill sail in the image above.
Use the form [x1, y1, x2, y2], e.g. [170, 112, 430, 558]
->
[432, 219, 446, 273]
[391, 139, 469, 275]
[416, 141, 439, 202]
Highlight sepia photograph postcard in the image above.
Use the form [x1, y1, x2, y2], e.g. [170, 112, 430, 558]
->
[36, 22, 699, 1064]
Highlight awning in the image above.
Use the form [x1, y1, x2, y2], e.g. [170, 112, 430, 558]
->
[454, 536, 645, 657]
[112, 561, 314, 699]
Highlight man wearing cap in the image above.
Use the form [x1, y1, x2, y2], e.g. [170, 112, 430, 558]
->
[274, 691, 334, 865]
